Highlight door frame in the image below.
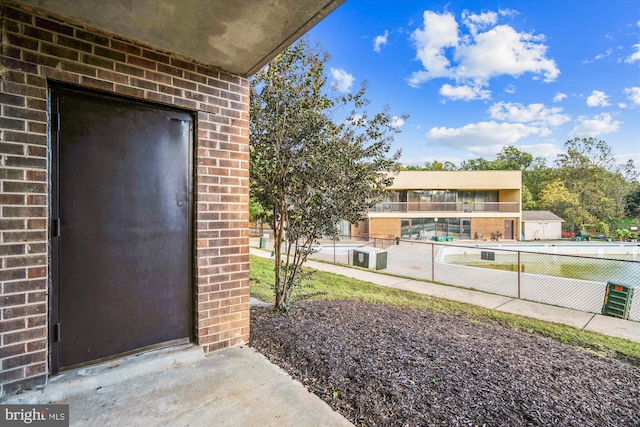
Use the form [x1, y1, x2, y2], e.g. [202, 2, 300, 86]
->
[48, 83, 195, 374]
[504, 220, 515, 240]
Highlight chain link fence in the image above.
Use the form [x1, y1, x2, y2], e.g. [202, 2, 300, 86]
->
[309, 239, 640, 321]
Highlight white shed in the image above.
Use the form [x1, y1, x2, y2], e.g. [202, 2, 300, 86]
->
[521, 211, 564, 240]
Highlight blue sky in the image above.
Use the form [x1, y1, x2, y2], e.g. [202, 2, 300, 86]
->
[305, 0, 640, 168]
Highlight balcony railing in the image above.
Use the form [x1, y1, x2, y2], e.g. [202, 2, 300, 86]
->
[369, 201, 520, 214]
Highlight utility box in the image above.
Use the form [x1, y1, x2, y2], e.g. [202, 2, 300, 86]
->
[353, 248, 387, 270]
[602, 282, 635, 319]
[259, 237, 267, 248]
[481, 251, 496, 261]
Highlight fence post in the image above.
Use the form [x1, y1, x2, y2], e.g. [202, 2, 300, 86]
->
[431, 243, 435, 282]
[517, 251, 521, 299]
[333, 235, 336, 264]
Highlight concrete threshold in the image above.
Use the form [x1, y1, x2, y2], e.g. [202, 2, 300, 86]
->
[4, 344, 204, 404]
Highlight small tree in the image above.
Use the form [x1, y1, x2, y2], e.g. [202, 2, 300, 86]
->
[250, 39, 404, 311]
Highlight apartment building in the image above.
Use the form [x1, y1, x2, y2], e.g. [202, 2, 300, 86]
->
[352, 170, 522, 241]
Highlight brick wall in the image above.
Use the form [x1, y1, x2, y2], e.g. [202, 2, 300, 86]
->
[0, 2, 250, 396]
[368, 218, 401, 239]
[472, 218, 519, 241]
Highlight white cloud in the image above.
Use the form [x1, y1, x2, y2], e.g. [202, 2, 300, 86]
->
[455, 25, 559, 82]
[519, 143, 563, 159]
[409, 11, 459, 84]
[504, 85, 516, 94]
[624, 87, 640, 104]
[488, 102, 570, 126]
[626, 44, 640, 63]
[391, 116, 405, 128]
[586, 90, 611, 107]
[408, 10, 559, 91]
[553, 92, 567, 102]
[584, 48, 613, 63]
[373, 30, 389, 53]
[462, 10, 498, 36]
[330, 67, 355, 92]
[439, 83, 491, 100]
[426, 121, 550, 151]
[347, 114, 365, 126]
[498, 8, 519, 18]
[619, 103, 628, 109]
[569, 113, 621, 137]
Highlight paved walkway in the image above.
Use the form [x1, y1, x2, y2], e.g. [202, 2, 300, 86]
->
[3, 345, 352, 427]
[250, 242, 640, 343]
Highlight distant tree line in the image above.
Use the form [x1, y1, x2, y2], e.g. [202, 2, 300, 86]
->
[403, 138, 640, 232]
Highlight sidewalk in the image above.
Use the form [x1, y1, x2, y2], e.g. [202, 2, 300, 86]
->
[249, 243, 640, 343]
[3, 345, 352, 427]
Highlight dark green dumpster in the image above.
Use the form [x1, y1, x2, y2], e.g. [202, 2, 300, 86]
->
[601, 282, 635, 319]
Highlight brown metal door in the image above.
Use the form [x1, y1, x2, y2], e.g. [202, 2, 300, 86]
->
[504, 220, 514, 240]
[50, 86, 192, 372]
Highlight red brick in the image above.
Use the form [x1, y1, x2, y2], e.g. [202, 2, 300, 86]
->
[23, 26, 53, 42]
[0, 93, 25, 107]
[57, 34, 92, 52]
[3, 6, 33, 23]
[5, 156, 46, 169]
[2, 375, 47, 395]
[27, 219, 46, 229]
[34, 17, 74, 36]
[0, 338, 25, 359]
[0, 194, 25, 205]
[128, 55, 157, 70]
[171, 57, 196, 71]
[0, 294, 27, 307]
[0, 318, 26, 333]
[2, 206, 46, 218]
[81, 76, 115, 92]
[114, 85, 144, 99]
[3, 131, 47, 146]
[27, 98, 47, 110]
[94, 45, 126, 61]
[40, 42, 78, 61]
[3, 279, 46, 294]
[4, 327, 47, 345]
[27, 195, 47, 205]
[27, 267, 47, 278]
[4, 255, 47, 268]
[0, 245, 25, 256]
[2, 350, 46, 370]
[27, 339, 47, 353]
[111, 39, 141, 55]
[3, 181, 47, 193]
[26, 243, 46, 254]
[158, 63, 183, 77]
[115, 63, 145, 77]
[27, 315, 47, 328]
[2, 303, 46, 320]
[82, 54, 115, 70]
[75, 29, 110, 46]
[97, 69, 128, 84]
[25, 361, 47, 376]
[0, 368, 24, 385]
[4, 33, 39, 51]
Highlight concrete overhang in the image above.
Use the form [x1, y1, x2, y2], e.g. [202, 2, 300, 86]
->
[12, 0, 345, 76]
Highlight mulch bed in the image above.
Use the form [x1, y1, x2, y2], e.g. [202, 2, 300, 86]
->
[250, 300, 640, 426]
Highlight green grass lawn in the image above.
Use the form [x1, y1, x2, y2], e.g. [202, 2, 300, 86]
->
[250, 254, 640, 364]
